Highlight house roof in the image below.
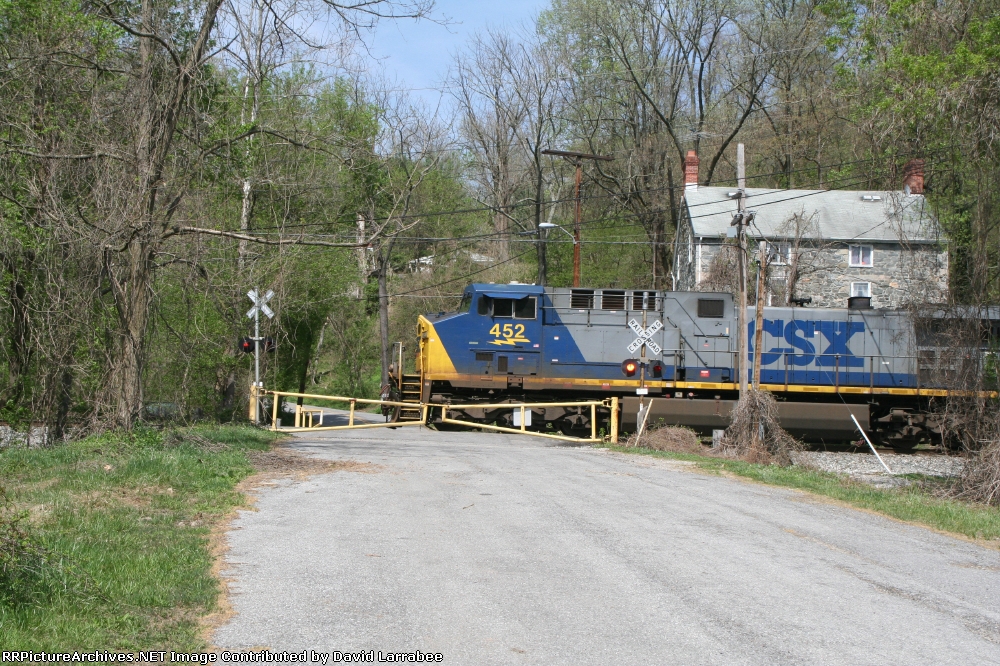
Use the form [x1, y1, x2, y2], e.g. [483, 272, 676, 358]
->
[683, 186, 945, 244]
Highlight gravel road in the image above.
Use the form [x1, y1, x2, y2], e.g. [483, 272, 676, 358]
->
[214, 426, 1000, 665]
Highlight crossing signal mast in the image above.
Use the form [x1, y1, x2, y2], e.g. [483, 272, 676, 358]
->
[621, 307, 666, 440]
[246, 289, 275, 425]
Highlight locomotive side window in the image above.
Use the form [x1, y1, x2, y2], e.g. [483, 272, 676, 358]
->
[514, 297, 536, 319]
[478, 296, 490, 315]
[602, 290, 626, 310]
[490, 297, 536, 319]
[571, 289, 594, 309]
[697, 298, 725, 318]
[493, 299, 514, 318]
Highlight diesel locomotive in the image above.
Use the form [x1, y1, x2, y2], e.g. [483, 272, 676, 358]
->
[405, 283, 998, 448]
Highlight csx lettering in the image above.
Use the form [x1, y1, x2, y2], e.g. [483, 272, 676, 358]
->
[749, 319, 864, 366]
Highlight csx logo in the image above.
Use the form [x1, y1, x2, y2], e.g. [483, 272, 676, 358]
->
[749, 319, 865, 367]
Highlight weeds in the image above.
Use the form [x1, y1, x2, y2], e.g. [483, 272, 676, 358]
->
[608, 445, 1000, 542]
[0, 484, 51, 607]
[0, 424, 283, 650]
[719, 389, 801, 466]
[626, 425, 702, 454]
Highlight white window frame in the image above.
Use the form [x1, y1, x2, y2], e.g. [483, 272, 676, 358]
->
[765, 241, 791, 265]
[849, 244, 873, 268]
[850, 282, 871, 298]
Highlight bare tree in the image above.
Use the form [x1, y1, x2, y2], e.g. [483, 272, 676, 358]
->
[450, 30, 530, 263]
[550, 0, 770, 287]
[504, 34, 567, 285]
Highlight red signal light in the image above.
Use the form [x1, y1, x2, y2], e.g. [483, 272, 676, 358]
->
[621, 359, 639, 377]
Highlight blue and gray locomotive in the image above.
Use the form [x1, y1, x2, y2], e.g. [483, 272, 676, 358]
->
[410, 283, 998, 448]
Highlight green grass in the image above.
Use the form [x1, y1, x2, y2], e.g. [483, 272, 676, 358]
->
[0, 424, 284, 650]
[605, 445, 1000, 543]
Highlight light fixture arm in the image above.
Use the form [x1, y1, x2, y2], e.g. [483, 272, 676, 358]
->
[538, 222, 577, 244]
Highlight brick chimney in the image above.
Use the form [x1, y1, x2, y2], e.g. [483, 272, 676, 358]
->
[684, 150, 699, 190]
[902, 158, 925, 195]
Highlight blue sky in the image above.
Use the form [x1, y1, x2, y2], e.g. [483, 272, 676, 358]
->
[363, 1, 550, 106]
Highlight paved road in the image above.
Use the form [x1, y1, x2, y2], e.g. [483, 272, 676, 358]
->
[215, 425, 1000, 664]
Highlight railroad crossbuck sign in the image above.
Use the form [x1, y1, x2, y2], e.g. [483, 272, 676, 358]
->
[247, 289, 275, 320]
[627, 318, 663, 355]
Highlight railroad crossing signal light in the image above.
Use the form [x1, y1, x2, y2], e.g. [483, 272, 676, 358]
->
[621, 359, 639, 377]
[239, 337, 275, 354]
[650, 362, 663, 379]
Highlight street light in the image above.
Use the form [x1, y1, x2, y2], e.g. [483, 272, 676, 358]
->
[538, 222, 578, 244]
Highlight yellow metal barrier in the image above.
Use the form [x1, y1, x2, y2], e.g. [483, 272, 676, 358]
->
[266, 390, 428, 432]
[255, 387, 619, 444]
[438, 397, 619, 444]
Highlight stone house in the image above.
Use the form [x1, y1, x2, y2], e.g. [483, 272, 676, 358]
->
[673, 153, 949, 309]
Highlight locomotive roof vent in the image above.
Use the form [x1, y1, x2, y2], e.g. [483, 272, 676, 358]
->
[861, 194, 882, 202]
[848, 296, 872, 310]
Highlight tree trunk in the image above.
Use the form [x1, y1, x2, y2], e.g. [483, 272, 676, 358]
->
[100, 0, 224, 429]
[108, 240, 154, 429]
[377, 258, 391, 387]
[1, 253, 32, 404]
[534, 154, 546, 285]
[494, 209, 510, 262]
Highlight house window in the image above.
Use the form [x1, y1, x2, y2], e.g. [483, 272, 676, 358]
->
[850, 282, 871, 298]
[849, 245, 873, 267]
[766, 241, 791, 265]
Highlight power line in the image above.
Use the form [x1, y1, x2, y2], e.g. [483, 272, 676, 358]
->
[388, 248, 537, 297]
[244, 150, 924, 235]
[231, 168, 885, 246]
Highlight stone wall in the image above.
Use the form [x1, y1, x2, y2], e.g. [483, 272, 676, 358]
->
[0, 424, 50, 448]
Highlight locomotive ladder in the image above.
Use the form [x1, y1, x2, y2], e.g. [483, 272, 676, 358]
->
[395, 373, 424, 422]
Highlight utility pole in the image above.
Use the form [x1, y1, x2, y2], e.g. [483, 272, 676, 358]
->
[542, 149, 613, 287]
[752, 241, 768, 388]
[736, 144, 749, 397]
[572, 162, 582, 287]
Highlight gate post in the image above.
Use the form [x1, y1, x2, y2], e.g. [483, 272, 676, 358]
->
[249, 383, 258, 422]
[610, 397, 619, 444]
